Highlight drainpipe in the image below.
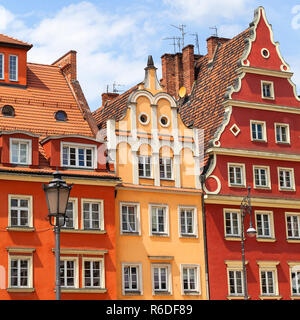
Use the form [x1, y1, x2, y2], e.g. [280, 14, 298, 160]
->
[200, 173, 210, 300]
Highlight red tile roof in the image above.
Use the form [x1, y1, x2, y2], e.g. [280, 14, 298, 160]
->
[0, 33, 32, 49]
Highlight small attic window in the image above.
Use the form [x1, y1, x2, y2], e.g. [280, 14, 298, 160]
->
[55, 110, 68, 122]
[2, 105, 15, 117]
[261, 48, 270, 59]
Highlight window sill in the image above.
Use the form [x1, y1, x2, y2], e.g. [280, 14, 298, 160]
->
[183, 290, 201, 295]
[286, 238, 300, 243]
[180, 233, 198, 239]
[259, 295, 282, 300]
[256, 237, 276, 242]
[251, 139, 267, 143]
[62, 229, 106, 234]
[121, 231, 140, 236]
[153, 291, 172, 296]
[7, 226, 35, 232]
[253, 186, 271, 190]
[228, 184, 247, 188]
[123, 290, 142, 296]
[224, 236, 241, 241]
[7, 287, 35, 293]
[60, 288, 107, 293]
[151, 233, 169, 237]
[279, 188, 296, 192]
[290, 295, 300, 300]
[227, 295, 249, 300]
[160, 178, 174, 181]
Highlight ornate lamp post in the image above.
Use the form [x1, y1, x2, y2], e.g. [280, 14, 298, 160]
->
[43, 172, 72, 300]
[240, 187, 256, 300]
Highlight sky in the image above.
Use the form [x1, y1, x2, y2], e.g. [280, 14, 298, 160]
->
[0, 0, 300, 111]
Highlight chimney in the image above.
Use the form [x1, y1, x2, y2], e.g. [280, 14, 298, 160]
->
[182, 45, 195, 95]
[101, 92, 119, 107]
[206, 36, 231, 61]
[161, 54, 176, 97]
[52, 50, 77, 82]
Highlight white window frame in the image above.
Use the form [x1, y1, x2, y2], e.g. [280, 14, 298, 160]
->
[261, 80, 275, 100]
[149, 204, 169, 236]
[255, 211, 275, 241]
[81, 199, 104, 231]
[180, 264, 201, 295]
[138, 155, 152, 178]
[253, 165, 271, 189]
[151, 263, 172, 295]
[159, 157, 173, 180]
[8, 194, 33, 228]
[178, 206, 198, 238]
[120, 202, 141, 235]
[257, 261, 280, 298]
[224, 209, 241, 239]
[274, 123, 290, 144]
[250, 120, 267, 142]
[228, 163, 246, 188]
[9, 55, 18, 82]
[61, 198, 78, 230]
[121, 263, 143, 295]
[82, 257, 105, 289]
[60, 256, 79, 288]
[8, 255, 33, 289]
[285, 212, 300, 240]
[278, 167, 295, 191]
[9, 138, 32, 165]
[61, 142, 97, 169]
[225, 261, 245, 297]
[0, 53, 4, 80]
[288, 262, 300, 297]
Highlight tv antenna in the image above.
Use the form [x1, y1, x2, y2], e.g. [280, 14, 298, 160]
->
[106, 82, 124, 94]
[171, 24, 187, 49]
[163, 36, 182, 53]
[209, 26, 218, 37]
[190, 32, 200, 55]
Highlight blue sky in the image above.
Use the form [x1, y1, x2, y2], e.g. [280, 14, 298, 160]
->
[0, 0, 300, 111]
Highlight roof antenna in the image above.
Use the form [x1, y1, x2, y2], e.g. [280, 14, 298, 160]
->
[190, 32, 200, 55]
[112, 82, 124, 94]
[209, 26, 218, 37]
[171, 24, 187, 49]
[163, 36, 182, 53]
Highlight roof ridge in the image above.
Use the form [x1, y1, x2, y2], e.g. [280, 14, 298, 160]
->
[27, 62, 59, 68]
[0, 33, 32, 47]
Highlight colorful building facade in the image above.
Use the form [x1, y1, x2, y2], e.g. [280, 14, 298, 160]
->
[161, 6, 300, 300]
[0, 34, 119, 300]
[93, 57, 208, 299]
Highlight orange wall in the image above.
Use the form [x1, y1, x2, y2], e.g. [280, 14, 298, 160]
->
[0, 178, 117, 300]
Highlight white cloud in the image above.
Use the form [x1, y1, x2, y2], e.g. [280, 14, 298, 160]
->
[291, 5, 300, 30]
[162, 0, 254, 23]
[0, 5, 15, 30]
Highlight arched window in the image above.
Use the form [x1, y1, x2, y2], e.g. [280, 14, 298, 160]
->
[2, 105, 15, 117]
[55, 110, 68, 122]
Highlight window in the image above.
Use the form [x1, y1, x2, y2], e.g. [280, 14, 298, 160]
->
[122, 263, 142, 295]
[179, 207, 197, 237]
[9, 256, 32, 289]
[159, 158, 173, 180]
[181, 265, 201, 295]
[55, 110, 68, 122]
[139, 113, 149, 125]
[60, 258, 78, 288]
[288, 263, 300, 296]
[255, 211, 275, 240]
[2, 105, 15, 117]
[9, 55, 18, 81]
[150, 205, 169, 236]
[275, 123, 290, 144]
[224, 210, 241, 238]
[261, 81, 274, 99]
[138, 156, 152, 178]
[0, 53, 4, 79]
[10, 138, 32, 165]
[152, 264, 171, 295]
[83, 258, 104, 288]
[61, 198, 78, 229]
[159, 115, 170, 127]
[253, 166, 270, 189]
[251, 120, 267, 142]
[120, 203, 140, 235]
[228, 163, 246, 187]
[278, 168, 295, 191]
[257, 261, 280, 298]
[82, 200, 104, 231]
[62, 143, 96, 169]
[225, 261, 245, 297]
[8, 195, 33, 228]
[286, 213, 300, 240]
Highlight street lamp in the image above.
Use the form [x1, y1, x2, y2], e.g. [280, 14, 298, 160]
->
[43, 171, 73, 300]
[240, 186, 256, 300]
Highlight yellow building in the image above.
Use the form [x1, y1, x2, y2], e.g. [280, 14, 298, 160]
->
[93, 56, 207, 299]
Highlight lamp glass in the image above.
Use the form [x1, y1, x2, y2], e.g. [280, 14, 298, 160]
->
[246, 226, 257, 238]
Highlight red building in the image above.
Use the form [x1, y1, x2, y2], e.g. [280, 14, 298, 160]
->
[0, 34, 119, 299]
[161, 6, 300, 300]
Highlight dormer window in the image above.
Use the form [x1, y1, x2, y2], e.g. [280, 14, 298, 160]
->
[9, 55, 18, 82]
[10, 138, 32, 165]
[2, 105, 15, 117]
[0, 53, 4, 79]
[61, 142, 96, 169]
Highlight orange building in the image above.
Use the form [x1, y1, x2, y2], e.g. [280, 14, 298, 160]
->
[93, 57, 208, 299]
[0, 34, 119, 299]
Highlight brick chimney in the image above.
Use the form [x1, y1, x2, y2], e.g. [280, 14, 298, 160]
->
[206, 36, 231, 61]
[182, 45, 196, 95]
[101, 92, 119, 107]
[161, 53, 176, 97]
[52, 50, 77, 82]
